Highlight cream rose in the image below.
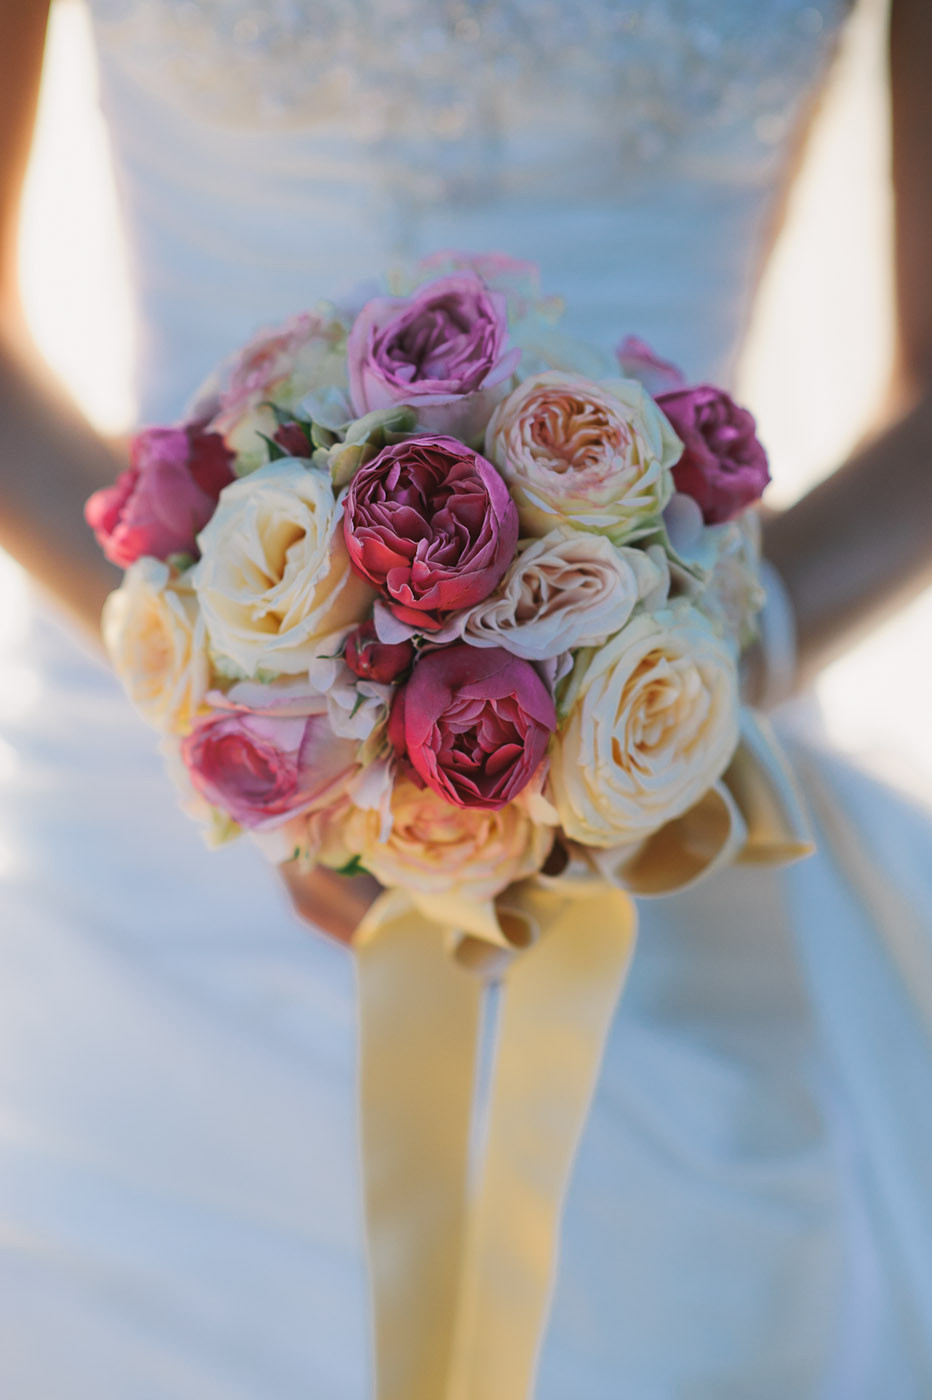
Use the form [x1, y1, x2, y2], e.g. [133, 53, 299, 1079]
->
[550, 603, 740, 846]
[335, 776, 553, 900]
[457, 527, 669, 660]
[102, 558, 208, 734]
[194, 459, 373, 677]
[209, 310, 349, 476]
[485, 371, 681, 542]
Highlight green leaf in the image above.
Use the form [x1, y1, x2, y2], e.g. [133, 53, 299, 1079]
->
[260, 400, 295, 428]
[257, 432, 288, 462]
[335, 855, 369, 878]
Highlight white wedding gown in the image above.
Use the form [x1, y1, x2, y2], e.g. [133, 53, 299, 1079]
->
[2, 1, 932, 1395]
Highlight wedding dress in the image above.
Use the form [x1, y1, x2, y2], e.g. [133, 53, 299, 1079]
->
[1, 1, 931, 1395]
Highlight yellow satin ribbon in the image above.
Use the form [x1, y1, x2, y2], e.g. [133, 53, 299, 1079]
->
[354, 708, 813, 1400]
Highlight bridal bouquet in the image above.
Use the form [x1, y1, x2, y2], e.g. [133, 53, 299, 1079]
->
[87, 252, 774, 916]
[87, 253, 804, 1399]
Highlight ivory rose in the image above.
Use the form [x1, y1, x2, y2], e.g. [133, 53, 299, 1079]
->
[456, 527, 669, 660]
[347, 273, 519, 441]
[209, 310, 349, 475]
[86, 423, 234, 568]
[194, 459, 373, 677]
[550, 604, 740, 846]
[102, 558, 209, 734]
[390, 644, 556, 810]
[485, 371, 681, 542]
[335, 776, 553, 900]
[343, 435, 518, 631]
[181, 681, 357, 830]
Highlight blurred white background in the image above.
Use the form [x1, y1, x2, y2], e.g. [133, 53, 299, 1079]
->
[8, 0, 932, 795]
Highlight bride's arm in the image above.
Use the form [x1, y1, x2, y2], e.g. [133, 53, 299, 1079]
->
[0, 1, 124, 634]
[763, 0, 932, 690]
[0, 2, 373, 941]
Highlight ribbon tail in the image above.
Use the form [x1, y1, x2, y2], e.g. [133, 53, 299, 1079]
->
[449, 882, 637, 1400]
[356, 892, 483, 1400]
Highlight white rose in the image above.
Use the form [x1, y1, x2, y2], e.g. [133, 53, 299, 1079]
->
[459, 528, 669, 660]
[102, 558, 208, 734]
[485, 371, 681, 543]
[550, 603, 740, 846]
[194, 459, 373, 677]
[699, 512, 766, 651]
[306, 628, 392, 740]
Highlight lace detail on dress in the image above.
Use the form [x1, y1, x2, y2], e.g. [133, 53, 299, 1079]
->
[90, 0, 848, 166]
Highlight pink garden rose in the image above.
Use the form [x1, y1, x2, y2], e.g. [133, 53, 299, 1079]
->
[343, 619, 414, 684]
[389, 644, 557, 810]
[658, 385, 770, 525]
[347, 272, 519, 440]
[181, 682, 357, 830]
[86, 424, 234, 568]
[343, 435, 519, 631]
[615, 335, 686, 397]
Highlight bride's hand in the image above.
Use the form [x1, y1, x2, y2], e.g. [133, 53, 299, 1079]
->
[280, 862, 382, 947]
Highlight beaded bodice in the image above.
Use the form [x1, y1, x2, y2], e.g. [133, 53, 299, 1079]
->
[85, 0, 850, 420]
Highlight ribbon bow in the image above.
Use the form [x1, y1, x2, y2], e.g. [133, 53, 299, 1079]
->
[354, 711, 811, 1399]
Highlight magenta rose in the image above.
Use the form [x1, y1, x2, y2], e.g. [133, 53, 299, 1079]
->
[344, 619, 414, 684]
[658, 386, 771, 525]
[181, 682, 357, 830]
[390, 644, 556, 810]
[86, 424, 234, 568]
[343, 435, 519, 632]
[347, 272, 520, 440]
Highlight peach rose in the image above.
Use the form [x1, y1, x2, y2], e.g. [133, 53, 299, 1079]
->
[457, 527, 669, 660]
[102, 558, 208, 734]
[549, 603, 740, 846]
[485, 371, 681, 543]
[335, 775, 553, 901]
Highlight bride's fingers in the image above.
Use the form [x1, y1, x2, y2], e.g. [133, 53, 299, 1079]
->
[280, 862, 382, 946]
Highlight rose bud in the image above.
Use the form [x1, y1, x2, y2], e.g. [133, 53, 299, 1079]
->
[657, 386, 770, 525]
[86, 423, 235, 568]
[344, 619, 414, 684]
[343, 435, 519, 631]
[347, 272, 519, 441]
[391, 644, 557, 810]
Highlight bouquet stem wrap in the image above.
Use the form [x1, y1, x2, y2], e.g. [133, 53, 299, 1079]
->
[354, 712, 812, 1400]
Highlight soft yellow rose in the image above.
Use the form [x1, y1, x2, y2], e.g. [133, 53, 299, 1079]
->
[485, 371, 681, 543]
[194, 459, 374, 677]
[550, 603, 740, 847]
[335, 776, 553, 901]
[102, 558, 208, 734]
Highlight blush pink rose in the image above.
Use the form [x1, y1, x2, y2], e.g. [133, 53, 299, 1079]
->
[658, 385, 771, 525]
[343, 435, 519, 631]
[86, 424, 234, 568]
[389, 644, 556, 810]
[343, 619, 414, 684]
[615, 335, 686, 396]
[347, 272, 520, 440]
[181, 682, 357, 830]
